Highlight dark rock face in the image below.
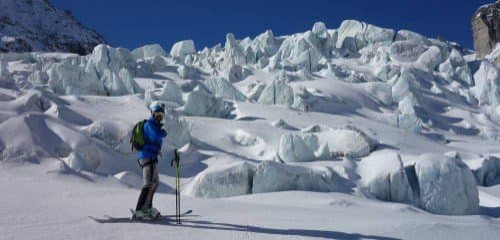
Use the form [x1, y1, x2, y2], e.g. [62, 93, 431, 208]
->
[0, 0, 105, 55]
[472, 1, 500, 58]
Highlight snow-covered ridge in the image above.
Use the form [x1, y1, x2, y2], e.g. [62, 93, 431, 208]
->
[0, 0, 105, 54]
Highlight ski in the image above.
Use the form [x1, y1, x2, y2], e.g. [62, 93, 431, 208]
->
[89, 209, 195, 224]
[129, 208, 194, 221]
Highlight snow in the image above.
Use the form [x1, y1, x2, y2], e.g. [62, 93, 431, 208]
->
[270, 118, 296, 130]
[233, 130, 264, 147]
[301, 124, 334, 133]
[3, 16, 500, 240]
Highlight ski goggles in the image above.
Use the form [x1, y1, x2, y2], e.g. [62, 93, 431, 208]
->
[154, 111, 165, 118]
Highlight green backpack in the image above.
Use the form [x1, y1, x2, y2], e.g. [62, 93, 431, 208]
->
[130, 120, 147, 151]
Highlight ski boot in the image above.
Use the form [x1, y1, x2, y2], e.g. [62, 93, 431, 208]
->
[132, 209, 157, 221]
[150, 207, 161, 219]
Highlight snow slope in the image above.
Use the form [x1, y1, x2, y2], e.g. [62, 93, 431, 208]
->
[1, 19, 500, 239]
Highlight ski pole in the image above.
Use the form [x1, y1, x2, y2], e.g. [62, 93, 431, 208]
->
[171, 149, 181, 224]
[177, 161, 180, 224]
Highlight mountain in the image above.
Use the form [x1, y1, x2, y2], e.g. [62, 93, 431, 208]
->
[0, 0, 105, 54]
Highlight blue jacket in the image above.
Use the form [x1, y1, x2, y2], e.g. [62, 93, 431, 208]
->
[137, 116, 167, 160]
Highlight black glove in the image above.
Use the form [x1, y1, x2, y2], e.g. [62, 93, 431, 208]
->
[170, 149, 180, 167]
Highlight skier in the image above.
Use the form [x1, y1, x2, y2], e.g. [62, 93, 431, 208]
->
[134, 102, 167, 219]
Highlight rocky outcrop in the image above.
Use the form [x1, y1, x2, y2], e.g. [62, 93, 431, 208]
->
[472, 1, 500, 61]
[0, 0, 105, 54]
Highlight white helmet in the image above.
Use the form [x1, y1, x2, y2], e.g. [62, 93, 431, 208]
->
[149, 101, 165, 113]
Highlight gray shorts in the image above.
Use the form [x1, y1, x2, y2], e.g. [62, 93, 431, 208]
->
[139, 158, 159, 188]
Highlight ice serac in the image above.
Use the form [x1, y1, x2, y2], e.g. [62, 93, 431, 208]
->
[415, 154, 480, 215]
[91, 44, 136, 75]
[374, 63, 401, 81]
[358, 151, 414, 204]
[224, 33, 246, 67]
[0, 60, 9, 80]
[131, 44, 167, 60]
[257, 79, 294, 107]
[252, 161, 348, 193]
[314, 143, 331, 160]
[465, 156, 500, 186]
[45, 57, 105, 95]
[114, 171, 143, 189]
[177, 64, 199, 79]
[222, 63, 245, 82]
[183, 86, 233, 118]
[183, 161, 255, 198]
[327, 125, 377, 158]
[205, 77, 247, 101]
[82, 120, 125, 148]
[170, 40, 196, 59]
[438, 49, 473, 86]
[251, 30, 280, 58]
[164, 109, 191, 148]
[358, 82, 393, 105]
[158, 81, 183, 106]
[65, 148, 100, 172]
[389, 40, 426, 62]
[234, 130, 263, 147]
[272, 22, 336, 72]
[395, 30, 429, 44]
[271, 118, 295, 130]
[336, 20, 395, 52]
[472, 60, 500, 106]
[278, 133, 316, 162]
[416, 46, 443, 71]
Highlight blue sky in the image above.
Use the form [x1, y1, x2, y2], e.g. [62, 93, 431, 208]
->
[51, 0, 493, 51]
